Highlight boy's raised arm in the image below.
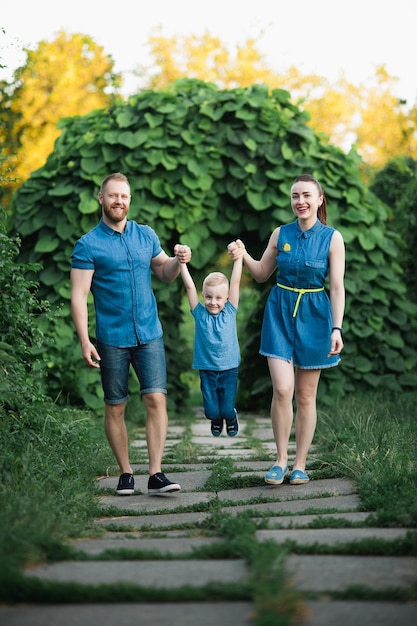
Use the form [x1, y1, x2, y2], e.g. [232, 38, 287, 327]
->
[228, 243, 244, 308]
[179, 262, 199, 311]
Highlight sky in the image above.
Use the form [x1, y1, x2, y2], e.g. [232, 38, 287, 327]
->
[1, 0, 416, 107]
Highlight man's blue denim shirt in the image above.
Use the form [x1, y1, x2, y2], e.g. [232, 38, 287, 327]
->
[71, 219, 163, 347]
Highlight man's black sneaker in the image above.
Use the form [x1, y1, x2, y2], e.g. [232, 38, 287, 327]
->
[226, 410, 239, 437]
[116, 473, 135, 495]
[148, 472, 181, 494]
[211, 417, 224, 437]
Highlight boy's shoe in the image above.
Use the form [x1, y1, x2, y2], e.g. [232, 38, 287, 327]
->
[211, 417, 224, 437]
[148, 472, 181, 494]
[226, 411, 239, 437]
[116, 473, 135, 495]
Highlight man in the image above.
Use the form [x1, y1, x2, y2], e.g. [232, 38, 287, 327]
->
[71, 172, 191, 495]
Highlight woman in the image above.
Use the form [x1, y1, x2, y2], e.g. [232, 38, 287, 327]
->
[229, 174, 345, 485]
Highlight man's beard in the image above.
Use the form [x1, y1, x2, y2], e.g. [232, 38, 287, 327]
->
[103, 204, 128, 223]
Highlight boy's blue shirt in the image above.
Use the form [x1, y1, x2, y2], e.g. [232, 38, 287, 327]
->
[191, 301, 240, 370]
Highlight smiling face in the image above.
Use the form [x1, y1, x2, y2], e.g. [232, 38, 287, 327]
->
[202, 284, 229, 314]
[291, 180, 323, 228]
[99, 179, 131, 230]
[202, 272, 229, 314]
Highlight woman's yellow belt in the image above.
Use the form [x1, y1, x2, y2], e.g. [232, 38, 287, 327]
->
[276, 282, 324, 317]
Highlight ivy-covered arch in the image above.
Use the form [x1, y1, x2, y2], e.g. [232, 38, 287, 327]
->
[12, 79, 417, 411]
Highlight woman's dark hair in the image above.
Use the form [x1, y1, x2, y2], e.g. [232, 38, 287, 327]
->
[292, 174, 327, 225]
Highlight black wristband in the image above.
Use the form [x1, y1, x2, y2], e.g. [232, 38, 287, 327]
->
[332, 326, 343, 333]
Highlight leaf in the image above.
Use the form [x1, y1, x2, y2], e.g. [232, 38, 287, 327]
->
[209, 217, 233, 235]
[181, 128, 205, 145]
[79, 190, 99, 214]
[118, 130, 148, 149]
[48, 183, 74, 197]
[115, 109, 139, 128]
[354, 357, 374, 373]
[34, 235, 59, 253]
[243, 137, 257, 152]
[281, 142, 293, 160]
[80, 156, 104, 175]
[384, 333, 405, 349]
[191, 238, 218, 268]
[247, 189, 270, 211]
[143, 112, 162, 128]
[40, 266, 65, 286]
[225, 179, 245, 199]
[358, 230, 377, 251]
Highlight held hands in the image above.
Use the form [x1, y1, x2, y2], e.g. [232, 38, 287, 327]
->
[227, 239, 245, 260]
[174, 244, 192, 264]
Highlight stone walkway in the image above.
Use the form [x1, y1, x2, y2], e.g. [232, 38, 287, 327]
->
[1, 411, 416, 625]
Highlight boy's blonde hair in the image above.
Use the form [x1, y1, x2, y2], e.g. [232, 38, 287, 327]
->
[202, 272, 229, 291]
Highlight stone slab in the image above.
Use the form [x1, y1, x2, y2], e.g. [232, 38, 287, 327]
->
[191, 434, 247, 445]
[225, 494, 361, 515]
[98, 490, 210, 511]
[256, 527, 415, 545]
[216, 477, 356, 502]
[95, 511, 209, 528]
[25, 559, 248, 587]
[71, 535, 224, 555]
[0, 602, 254, 626]
[286, 555, 417, 591]
[215, 448, 260, 458]
[301, 600, 417, 626]
[259, 511, 372, 527]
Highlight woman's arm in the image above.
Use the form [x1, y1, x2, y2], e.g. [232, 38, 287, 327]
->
[328, 230, 346, 355]
[229, 228, 280, 283]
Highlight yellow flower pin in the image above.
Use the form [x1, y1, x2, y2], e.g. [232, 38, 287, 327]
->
[283, 243, 291, 251]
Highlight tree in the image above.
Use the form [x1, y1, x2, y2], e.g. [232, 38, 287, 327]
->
[11, 79, 417, 411]
[0, 30, 123, 208]
[144, 28, 279, 90]
[140, 32, 417, 170]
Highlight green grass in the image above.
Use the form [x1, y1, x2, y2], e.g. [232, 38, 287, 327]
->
[0, 403, 111, 580]
[315, 392, 417, 527]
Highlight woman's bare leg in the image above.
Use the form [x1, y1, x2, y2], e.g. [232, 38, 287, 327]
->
[267, 357, 295, 470]
[293, 368, 321, 472]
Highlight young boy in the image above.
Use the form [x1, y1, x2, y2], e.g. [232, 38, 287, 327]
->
[180, 247, 243, 436]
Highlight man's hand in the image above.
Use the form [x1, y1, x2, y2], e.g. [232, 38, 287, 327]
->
[82, 341, 101, 368]
[174, 244, 192, 263]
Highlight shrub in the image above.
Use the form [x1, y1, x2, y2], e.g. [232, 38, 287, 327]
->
[10, 79, 417, 410]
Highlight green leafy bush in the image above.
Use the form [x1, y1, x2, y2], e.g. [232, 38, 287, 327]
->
[370, 156, 417, 303]
[0, 209, 49, 410]
[11, 78, 417, 410]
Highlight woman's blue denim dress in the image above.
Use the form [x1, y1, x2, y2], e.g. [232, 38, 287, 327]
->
[260, 219, 341, 369]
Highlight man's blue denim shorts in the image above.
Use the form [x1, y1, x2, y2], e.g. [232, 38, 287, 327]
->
[97, 337, 167, 405]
